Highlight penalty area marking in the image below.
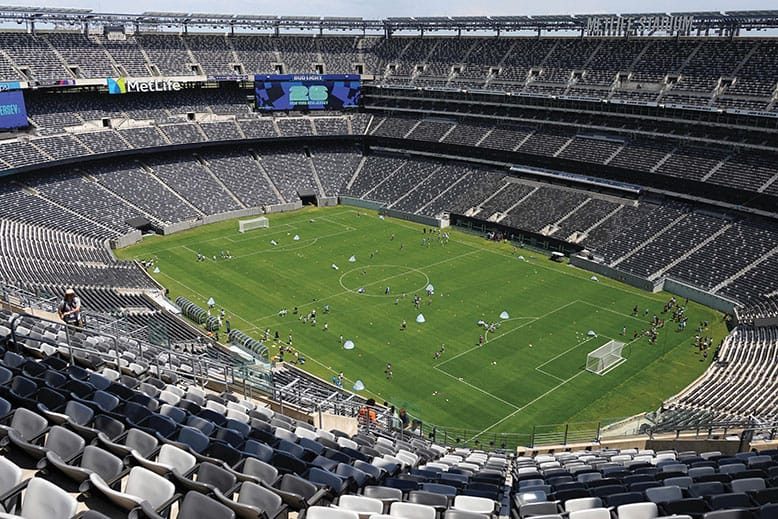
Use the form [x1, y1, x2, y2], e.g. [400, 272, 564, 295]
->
[432, 365, 520, 410]
[468, 370, 587, 442]
[533, 335, 602, 381]
[469, 332, 645, 440]
[224, 223, 297, 243]
[231, 228, 357, 259]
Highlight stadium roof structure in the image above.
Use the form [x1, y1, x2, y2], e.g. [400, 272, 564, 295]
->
[1, 6, 778, 36]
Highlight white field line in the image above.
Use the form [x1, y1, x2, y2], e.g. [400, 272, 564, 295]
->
[468, 371, 587, 442]
[535, 336, 601, 371]
[577, 299, 655, 324]
[433, 365, 520, 410]
[373, 210, 668, 305]
[224, 223, 298, 243]
[231, 228, 357, 259]
[248, 248, 482, 327]
[534, 367, 567, 383]
[150, 270, 258, 329]
[533, 335, 605, 381]
[471, 332, 645, 440]
[435, 299, 581, 369]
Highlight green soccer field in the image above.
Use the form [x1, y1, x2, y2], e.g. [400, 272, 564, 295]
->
[116, 206, 726, 439]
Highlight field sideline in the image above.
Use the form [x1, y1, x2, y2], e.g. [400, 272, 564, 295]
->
[116, 206, 727, 436]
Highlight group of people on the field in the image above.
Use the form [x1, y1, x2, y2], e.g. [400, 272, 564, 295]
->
[628, 296, 720, 353]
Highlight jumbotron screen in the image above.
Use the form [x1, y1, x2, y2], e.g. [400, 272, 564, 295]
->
[0, 90, 28, 130]
[254, 74, 361, 111]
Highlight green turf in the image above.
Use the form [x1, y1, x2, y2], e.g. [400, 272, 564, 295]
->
[116, 206, 726, 439]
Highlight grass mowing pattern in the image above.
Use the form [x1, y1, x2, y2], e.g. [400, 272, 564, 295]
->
[116, 206, 727, 437]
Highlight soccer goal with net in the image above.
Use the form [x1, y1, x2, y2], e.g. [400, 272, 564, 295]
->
[586, 340, 626, 375]
[238, 216, 269, 233]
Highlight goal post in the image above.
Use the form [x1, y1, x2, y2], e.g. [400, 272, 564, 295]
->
[238, 216, 269, 233]
[586, 340, 626, 376]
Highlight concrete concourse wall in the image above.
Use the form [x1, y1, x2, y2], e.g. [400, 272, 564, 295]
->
[159, 204, 301, 236]
[663, 278, 739, 314]
[571, 257, 740, 315]
[570, 255, 660, 292]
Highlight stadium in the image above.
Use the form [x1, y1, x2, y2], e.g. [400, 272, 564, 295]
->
[0, 5, 776, 518]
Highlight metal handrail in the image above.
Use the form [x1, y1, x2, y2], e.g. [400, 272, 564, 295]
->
[7, 312, 277, 396]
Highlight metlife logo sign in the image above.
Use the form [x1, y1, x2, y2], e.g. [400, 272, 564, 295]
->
[106, 77, 184, 95]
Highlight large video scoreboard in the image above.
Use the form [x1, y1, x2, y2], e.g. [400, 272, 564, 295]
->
[254, 74, 360, 111]
[0, 90, 28, 130]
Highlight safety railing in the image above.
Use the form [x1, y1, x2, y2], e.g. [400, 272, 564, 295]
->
[7, 312, 273, 397]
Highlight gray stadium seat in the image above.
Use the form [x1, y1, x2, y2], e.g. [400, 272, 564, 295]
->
[89, 466, 176, 511]
[617, 502, 659, 519]
[568, 509, 611, 519]
[519, 502, 559, 518]
[307, 506, 360, 519]
[0, 477, 78, 519]
[338, 495, 385, 517]
[0, 456, 23, 498]
[131, 443, 196, 476]
[238, 457, 279, 486]
[10, 424, 84, 461]
[216, 480, 287, 519]
[390, 502, 437, 519]
[565, 498, 603, 513]
[646, 486, 684, 503]
[363, 486, 403, 506]
[45, 444, 123, 484]
[174, 490, 236, 519]
[445, 511, 491, 519]
[730, 477, 766, 493]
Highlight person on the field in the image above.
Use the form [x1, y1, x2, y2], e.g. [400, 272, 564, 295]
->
[385, 363, 393, 380]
